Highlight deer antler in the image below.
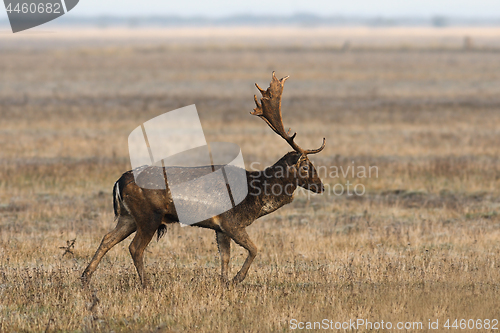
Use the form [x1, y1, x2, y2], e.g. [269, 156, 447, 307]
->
[251, 72, 326, 155]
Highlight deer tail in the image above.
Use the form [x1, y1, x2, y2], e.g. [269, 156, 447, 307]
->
[112, 180, 121, 218]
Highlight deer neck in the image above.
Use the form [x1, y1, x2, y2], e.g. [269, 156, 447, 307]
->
[250, 163, 297, 217]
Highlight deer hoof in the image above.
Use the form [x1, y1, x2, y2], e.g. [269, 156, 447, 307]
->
[231, 275, 244, 284]
[80, 275, 90, 288]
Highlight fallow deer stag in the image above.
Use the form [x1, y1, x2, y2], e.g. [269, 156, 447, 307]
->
[81, 72, 326, 286]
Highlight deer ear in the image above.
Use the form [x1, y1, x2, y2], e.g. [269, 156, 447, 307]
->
[286, 152, 301, 166]
[285, 153, 302, 172]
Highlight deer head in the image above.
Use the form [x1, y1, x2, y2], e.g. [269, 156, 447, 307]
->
[252, 72, 326, 193]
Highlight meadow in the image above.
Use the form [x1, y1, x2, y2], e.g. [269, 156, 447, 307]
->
[1, 27, 500, 332]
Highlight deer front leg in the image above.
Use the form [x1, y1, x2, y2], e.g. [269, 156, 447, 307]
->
[227, 229, 257, 284]
[216, 231, 231, 282]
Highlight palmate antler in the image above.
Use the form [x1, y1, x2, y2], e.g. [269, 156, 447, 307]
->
[251, 72, 326, 156]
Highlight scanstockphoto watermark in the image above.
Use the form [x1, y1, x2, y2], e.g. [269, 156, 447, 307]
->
[290, 318, 426, 330]
[3, 0, 79, 33]
[289, 318, 499, 330]
[248, 161, 378, 197]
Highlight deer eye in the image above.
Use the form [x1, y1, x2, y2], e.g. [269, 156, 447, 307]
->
[301, 165, 309, 172]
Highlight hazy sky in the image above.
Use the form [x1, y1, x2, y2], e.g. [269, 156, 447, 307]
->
[2, 0, 500, 19]
[0, 0, 499, 22]
[69, 0, 500, 18]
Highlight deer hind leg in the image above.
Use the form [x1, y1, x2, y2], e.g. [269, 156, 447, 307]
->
[216, 231, 231, 282]
[82, 215, 136, 286]
[128, 213, 162, 287]
[226, 229, 257, 284]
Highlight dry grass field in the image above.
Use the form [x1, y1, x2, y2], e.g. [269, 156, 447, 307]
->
[1, 27, 500, 332]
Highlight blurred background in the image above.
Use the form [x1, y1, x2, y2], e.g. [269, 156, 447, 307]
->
[1, 1, 500, 332]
